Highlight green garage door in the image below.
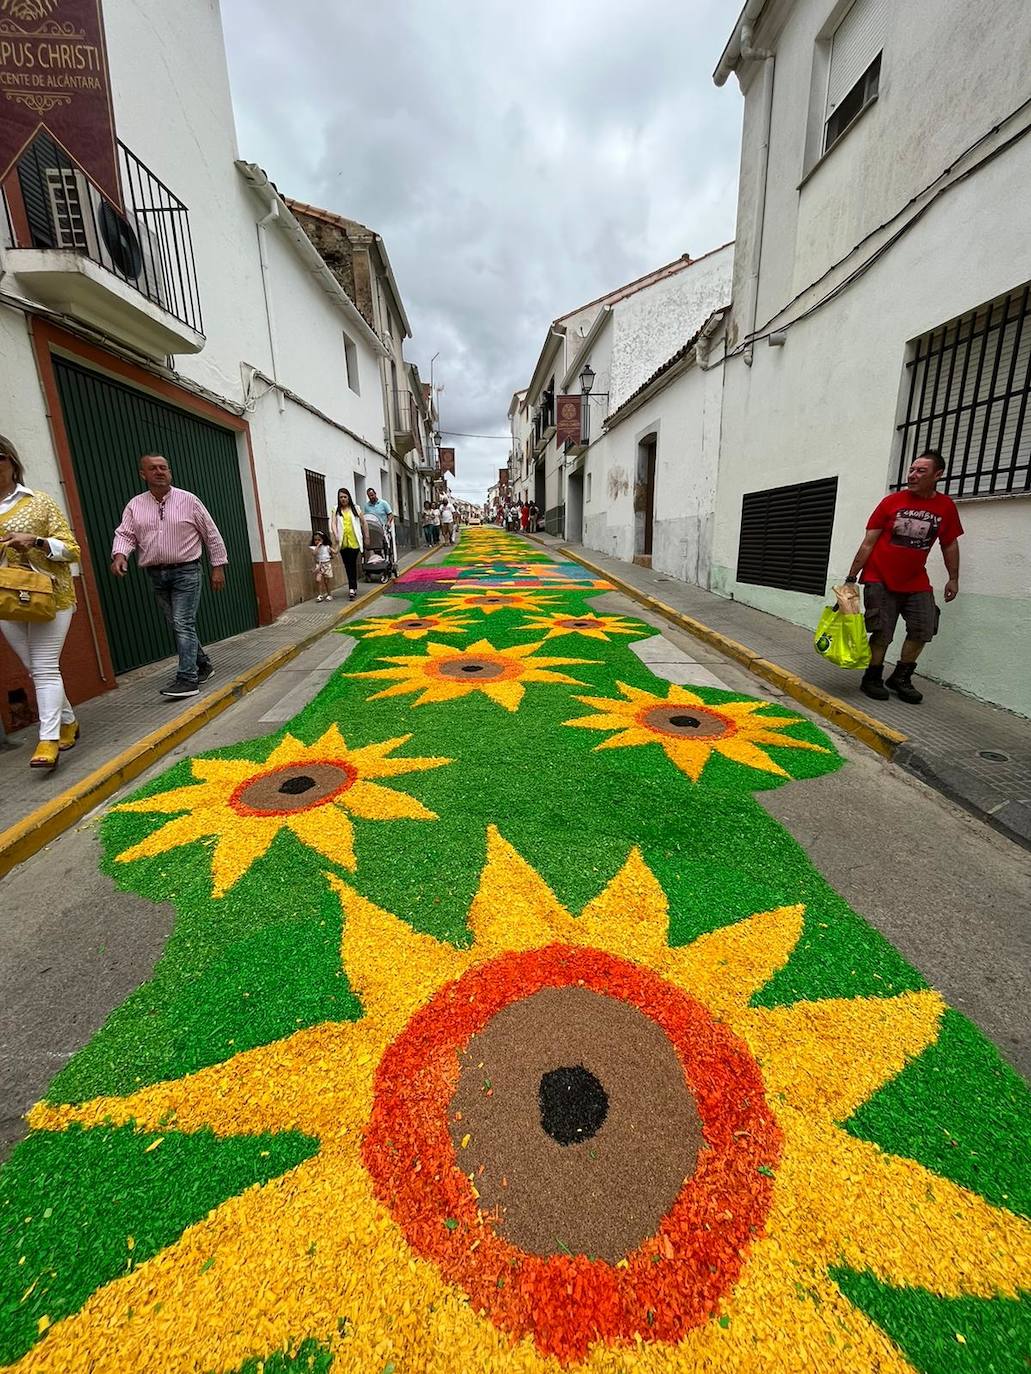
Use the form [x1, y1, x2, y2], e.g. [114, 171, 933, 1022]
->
[54, 358, 259, 675]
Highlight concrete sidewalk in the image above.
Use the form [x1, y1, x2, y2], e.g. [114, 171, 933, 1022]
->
[0, 545, 433, 867]
[534, 534, 1030, 850]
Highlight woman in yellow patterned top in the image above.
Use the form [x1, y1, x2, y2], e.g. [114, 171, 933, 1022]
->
[0, 434, 82, 770]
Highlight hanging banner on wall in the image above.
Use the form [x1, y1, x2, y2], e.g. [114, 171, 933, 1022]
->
[0, 0, 120, 208]
[438, 447, 455, 475]
[556, 394, 583, 446]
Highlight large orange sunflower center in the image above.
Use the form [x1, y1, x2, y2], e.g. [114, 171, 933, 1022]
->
[398, 617, 438, 630]
[639, 702, 736, 741]
[364, 944, 781, 1361]
[557, 617, 600, 630]
[431, 654, 517, 683]
[228, 760, 358, 816]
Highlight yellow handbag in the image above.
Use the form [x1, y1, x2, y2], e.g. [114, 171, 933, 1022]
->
[0, 546, 57, 622]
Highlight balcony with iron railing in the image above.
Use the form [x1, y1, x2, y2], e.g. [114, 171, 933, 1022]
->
[391, 388, 421, 458]
[2, 133, 204, 359]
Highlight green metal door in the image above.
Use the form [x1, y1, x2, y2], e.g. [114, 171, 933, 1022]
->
[54, 358, 259, 675]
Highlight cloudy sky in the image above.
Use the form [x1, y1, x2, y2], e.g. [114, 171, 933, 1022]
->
[220, 0, 744, 502]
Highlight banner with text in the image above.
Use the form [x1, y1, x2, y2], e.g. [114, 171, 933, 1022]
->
[0, 0, 120, 207]
[438, 447, 455, 475]
[556, 394, 583, 446]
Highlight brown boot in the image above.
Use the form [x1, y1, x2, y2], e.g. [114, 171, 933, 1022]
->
[885, 662, 923, 703]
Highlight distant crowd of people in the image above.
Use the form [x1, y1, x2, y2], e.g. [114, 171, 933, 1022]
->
[495, 500, 540, 533]
[420, 495, 457, 546]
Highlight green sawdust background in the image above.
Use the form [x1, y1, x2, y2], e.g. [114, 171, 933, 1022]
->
[0, 534, 1028, 1372]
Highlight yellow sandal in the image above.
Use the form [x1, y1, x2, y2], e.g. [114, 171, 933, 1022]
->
[59, 720, 81, 752]
[30, 740, 60, 770]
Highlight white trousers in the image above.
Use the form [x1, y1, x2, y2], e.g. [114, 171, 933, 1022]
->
[1, 608, 75, 740]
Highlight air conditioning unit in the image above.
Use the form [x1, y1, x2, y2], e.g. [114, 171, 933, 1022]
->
[44, 165, 165, 306]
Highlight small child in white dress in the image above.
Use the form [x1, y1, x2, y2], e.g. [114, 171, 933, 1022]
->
[310, 531, 334, 602]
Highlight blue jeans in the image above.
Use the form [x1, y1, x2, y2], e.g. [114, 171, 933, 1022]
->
[148, 562, 210, 684]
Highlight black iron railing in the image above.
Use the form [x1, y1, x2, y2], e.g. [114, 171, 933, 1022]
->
[14, 133, 203, 336]
[895, 282, 1030, 497]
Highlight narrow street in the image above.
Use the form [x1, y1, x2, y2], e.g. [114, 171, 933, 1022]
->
[1, 531, 1028, 1372]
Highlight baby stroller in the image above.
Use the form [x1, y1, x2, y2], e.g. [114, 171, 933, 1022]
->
[363, 513, 398, 583]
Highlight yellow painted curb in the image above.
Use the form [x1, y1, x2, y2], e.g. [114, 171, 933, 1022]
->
[559, 546, 907, 760]
[0, 546, 438, 880]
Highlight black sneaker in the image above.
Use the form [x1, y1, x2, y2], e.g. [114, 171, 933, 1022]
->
[197, 662, 214, 684]
[160, 677, 200, 699]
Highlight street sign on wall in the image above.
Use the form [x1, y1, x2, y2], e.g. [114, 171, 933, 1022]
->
[0, 0, 120, 207]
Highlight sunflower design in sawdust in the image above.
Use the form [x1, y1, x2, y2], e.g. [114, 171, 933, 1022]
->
[346, 611, 474, 641]
[348, 639, 595, 712]
[111, 727, 449, 897]
[428, 590, 560, 615]
[23, 831, 1030, 1372]
[516, 611, 645, 643]
[565, 682, 830, 782]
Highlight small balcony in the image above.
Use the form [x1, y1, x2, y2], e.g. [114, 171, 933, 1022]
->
[3, 134, 204, 359]
[391, 389, 419, 457]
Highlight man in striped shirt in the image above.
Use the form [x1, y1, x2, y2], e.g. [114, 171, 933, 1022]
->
[111, 454, 228, 699]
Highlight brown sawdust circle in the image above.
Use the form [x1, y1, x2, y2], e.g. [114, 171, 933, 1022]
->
[229, 761, 356, 815]
[640, 703, 734, 740]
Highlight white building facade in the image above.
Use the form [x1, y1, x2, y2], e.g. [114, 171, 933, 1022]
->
[710, 0, 1031, 715]
[0, 0, 401, 721]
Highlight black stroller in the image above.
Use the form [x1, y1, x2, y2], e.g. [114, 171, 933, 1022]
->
[363, 513, 398, 583]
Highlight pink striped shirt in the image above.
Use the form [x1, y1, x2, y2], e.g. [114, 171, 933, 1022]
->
[112, 488, 229, 568]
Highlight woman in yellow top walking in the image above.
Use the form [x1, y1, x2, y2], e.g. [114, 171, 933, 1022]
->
[0, 434, 82, 770]
[330, 487, 367, 602]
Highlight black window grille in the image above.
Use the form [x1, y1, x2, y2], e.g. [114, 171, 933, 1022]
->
[305, 469, 329, 538]
[895, 283, 1031, 497]
[737, 477, 838, 595]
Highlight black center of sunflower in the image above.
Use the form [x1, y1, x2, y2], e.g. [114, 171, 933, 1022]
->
[461, 664, 485, 674]
[278, 774, 317, 795]
[538, 1066, 608, 1146]
[668, 714, 700, 729]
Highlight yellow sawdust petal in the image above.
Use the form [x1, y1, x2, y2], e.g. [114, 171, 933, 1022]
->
[661, 735, 712, 780]
[792, 1117, 1031, 1299]
[745, 727, 830, 754]
[341, 780, 437, 822]
[287, 804, 356, 870]
[575, 848, 669, 963]
[328, 874, 469, 1034]
[190, 757, 258, 784]
[713, 735, 791, 777]
[344, 735, 449, 776]
[9, 1155, 447, 1374]
[746, 990, 945, 1120]
[26, 1021, 378, 1141]
[114, 811, 216, 866]
[263, 731, 318, 768]
[467, 826, 575, 956]
[114, 784, 220, 816]
[563, 711, 640, 732]
[209, 817, 280, 897]
[666, 685, 707, 707]
[482, 681, 525, 710]
[666, 904, 805, 1014]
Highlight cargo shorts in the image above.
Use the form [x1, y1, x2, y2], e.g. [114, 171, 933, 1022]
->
[862, 583, 940, 644]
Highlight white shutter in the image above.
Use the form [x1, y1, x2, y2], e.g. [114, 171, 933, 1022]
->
[826, 0, 888, 112]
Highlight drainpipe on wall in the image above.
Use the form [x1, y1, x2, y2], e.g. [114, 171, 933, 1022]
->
[741, 20, 775, 368]
[256, 202, 287, 413]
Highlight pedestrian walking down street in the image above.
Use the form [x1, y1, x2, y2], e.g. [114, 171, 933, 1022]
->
[421, 501, 436, 547]
[430, 501, 441, 545]
[0, 434, 81, 770]
[364, 486, 394, 532]
[310, 530, 334, 601]
[845, 449, 962, 705]
[111, 454, 228, 700]
[439, 495, 455, 544]
[520, 501, 529, 532]
[330, 488, 365, 601]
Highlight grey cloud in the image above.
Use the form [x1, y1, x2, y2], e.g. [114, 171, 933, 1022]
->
[222, 0, 741, 499]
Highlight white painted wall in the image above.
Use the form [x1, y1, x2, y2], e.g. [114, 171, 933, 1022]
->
[609, 246, 733, 407]
[713, 0, 1031, 714]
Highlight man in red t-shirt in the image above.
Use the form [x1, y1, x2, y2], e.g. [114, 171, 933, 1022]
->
[845, 450, 963, 704]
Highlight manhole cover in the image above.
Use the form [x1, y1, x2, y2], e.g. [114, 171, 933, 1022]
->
[978, 750, 1011, 763]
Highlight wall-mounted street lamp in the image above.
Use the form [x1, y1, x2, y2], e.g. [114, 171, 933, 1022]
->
[578, 362, 608, 446]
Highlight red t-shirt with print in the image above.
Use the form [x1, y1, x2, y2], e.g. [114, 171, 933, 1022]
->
[861, 491, 963, 594]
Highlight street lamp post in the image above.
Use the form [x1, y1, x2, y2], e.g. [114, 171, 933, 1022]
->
[578, 363, 607, 445]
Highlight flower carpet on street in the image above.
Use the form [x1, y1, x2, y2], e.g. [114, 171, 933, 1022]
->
[1, 529, 1029, 1373]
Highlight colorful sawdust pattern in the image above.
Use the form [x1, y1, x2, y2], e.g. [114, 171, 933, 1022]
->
[1, 528, 1029, 1373]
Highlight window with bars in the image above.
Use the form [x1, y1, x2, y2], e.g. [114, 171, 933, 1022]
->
[305, 469, 329, 538]
[894, 283, 1031, 498]
[736, 477, 838, 596]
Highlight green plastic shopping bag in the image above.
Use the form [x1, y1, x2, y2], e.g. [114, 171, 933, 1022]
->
[813, 584, 871, 670]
